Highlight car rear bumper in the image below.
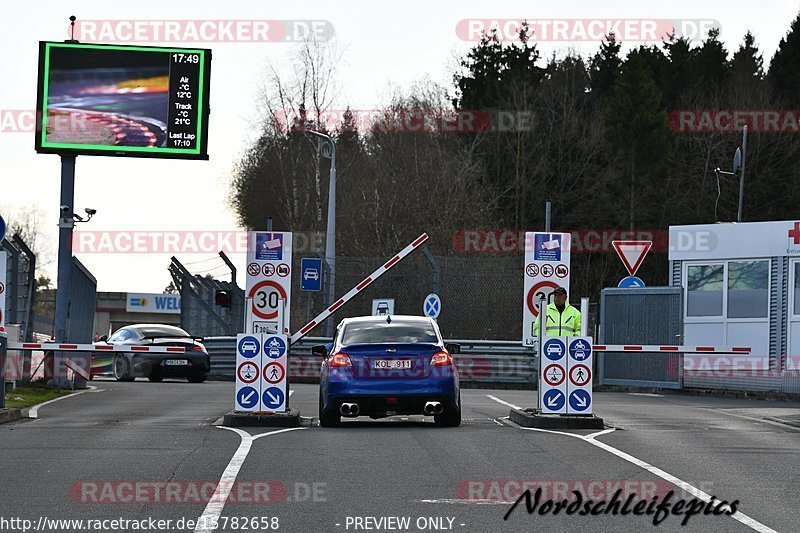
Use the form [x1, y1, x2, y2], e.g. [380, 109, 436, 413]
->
[321, 369, 459, 415]
[131, 354, 209, 375]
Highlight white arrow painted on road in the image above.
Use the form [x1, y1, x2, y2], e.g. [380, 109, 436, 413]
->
[574, 395, 588, 407]
[240, 390, 256, 404]
[266, 390, 281, 404]
[546, 392, 563, 408]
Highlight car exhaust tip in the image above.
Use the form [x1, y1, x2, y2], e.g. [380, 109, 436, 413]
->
[340, 403, 359, 417]
[424, 401, 443, 415]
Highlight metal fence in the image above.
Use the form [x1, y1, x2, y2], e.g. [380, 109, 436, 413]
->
[170, 255, 244, 337]
[204, 336, 536, 386]
[2, 235, 36, 341]
[598, 287, 684, 389]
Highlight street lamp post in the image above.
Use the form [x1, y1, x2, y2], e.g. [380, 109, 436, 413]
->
[308, 130, 337, 337]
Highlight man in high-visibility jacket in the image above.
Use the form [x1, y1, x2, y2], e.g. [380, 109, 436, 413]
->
[533, 286, 582, 337]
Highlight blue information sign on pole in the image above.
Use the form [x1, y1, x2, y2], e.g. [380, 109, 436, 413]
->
[301, 258, 323, 291]
[618, 276, 645, 288]
[0, 214, 5, 241]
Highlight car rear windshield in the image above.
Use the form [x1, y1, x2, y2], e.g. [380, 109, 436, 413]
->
[341, 321, 439, 345]
[138, 326, 190, 338]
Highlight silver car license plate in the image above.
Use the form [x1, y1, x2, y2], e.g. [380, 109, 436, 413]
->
[373, 359, 411, 370]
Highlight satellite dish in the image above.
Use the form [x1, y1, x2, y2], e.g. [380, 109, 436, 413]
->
[733, 147, 742, 175]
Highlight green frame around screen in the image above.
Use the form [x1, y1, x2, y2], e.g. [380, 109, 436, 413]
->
[36, 42, 210, 159]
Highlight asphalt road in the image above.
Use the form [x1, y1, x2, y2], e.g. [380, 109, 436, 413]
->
[0, 380, 797, 533]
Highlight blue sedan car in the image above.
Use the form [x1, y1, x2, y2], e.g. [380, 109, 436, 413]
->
[316, 315, 461, 427]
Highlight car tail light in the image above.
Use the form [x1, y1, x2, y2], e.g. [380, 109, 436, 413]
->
[329, 352, 351, 367]
[193, 345, 204, 351]
[431, 350, 453, 366]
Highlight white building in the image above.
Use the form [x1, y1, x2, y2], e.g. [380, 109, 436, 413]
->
[669, 220, 800, 390]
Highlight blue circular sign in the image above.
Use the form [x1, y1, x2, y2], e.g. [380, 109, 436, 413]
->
[0, 215, 5, 241]
[237, 336, 261, 358]
[543, 338, 566, 361]
[264, 336, 287, 359]
[262, 387, 285, 409]
[618, 276, 645, 288]
[424, 293, 441, 319]
[237, 386, 259, 409]
[542, 389, 565, 411]
[568, 389, 591, 412]
[568, 338, 592, 361]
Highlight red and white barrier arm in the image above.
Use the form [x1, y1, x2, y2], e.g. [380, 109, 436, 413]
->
[291, 232, 430, 344]
[7, 342, 186, 353]
[592, 345, 751, 354]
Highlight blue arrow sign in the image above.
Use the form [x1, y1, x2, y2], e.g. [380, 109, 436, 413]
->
[542, 389, 565, 411]
[618, 276, 645, 288]
[262, 387, 285, 409]
[569, 338, 592, 361]
[301, 258, 323, 291]
[424, 293, 441, 319]
[569, 389, 591, 412]
[543, 338, 566, 361]
[237, 386, 259, 409]
[264, 336, 287, 359]
[237, 336, 261, 358]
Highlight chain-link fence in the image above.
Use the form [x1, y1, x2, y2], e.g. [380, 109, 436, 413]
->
[287, 252, 596, 340]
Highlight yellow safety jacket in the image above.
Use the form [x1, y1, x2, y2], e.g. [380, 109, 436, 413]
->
[533, 302, 582, 337]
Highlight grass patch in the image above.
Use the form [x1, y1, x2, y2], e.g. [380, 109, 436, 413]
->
[4, 383, 73, 409]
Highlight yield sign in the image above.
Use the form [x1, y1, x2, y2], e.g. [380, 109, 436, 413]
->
[611, 241, 652, 276]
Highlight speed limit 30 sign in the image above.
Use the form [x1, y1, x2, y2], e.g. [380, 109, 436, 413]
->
[245, 231, 292, 335]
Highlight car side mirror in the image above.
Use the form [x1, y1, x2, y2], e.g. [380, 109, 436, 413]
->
[445, 343, 460, 354]
[99, 335, 108, 342]
[312, 345, 329, 357]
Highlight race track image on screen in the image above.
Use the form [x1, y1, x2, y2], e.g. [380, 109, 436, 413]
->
[36, 42, 210, 159]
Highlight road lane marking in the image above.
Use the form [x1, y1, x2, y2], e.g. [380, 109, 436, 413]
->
[26, 386, 99, 419]
[195, 426, 304, 533]
[486, 395, 521, 410]
[500, 417, 777, 533]
[289, 390, 294, 397]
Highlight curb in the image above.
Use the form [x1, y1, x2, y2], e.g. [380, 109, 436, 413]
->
[223, 409, 301, 427]
[509, 407, 604, 429]
[0, 408, 22, 425]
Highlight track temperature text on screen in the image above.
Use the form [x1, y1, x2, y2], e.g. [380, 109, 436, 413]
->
[35, 42, 211, 160]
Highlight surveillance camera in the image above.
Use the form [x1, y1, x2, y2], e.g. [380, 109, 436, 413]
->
[85, 208, 97, 215]
[60, 205, 70, 213]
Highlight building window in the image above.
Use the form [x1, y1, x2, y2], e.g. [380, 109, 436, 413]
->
[687, 264, 723, 316]
[795, 263, 800, 316]
[727, 261, 769, 318]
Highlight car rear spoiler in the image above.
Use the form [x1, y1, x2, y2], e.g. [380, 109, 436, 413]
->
[141, 334, 204, 342]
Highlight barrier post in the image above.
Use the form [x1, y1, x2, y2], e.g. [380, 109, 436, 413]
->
[0, 331, 7, 408]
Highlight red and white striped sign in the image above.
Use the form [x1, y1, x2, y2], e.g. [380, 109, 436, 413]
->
[591, 345, 750, 353]
[7, 342, 186, 353]
[290, 233, 429, 344]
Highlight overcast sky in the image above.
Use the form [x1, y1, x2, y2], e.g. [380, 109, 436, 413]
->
[2, 0, 799, 293]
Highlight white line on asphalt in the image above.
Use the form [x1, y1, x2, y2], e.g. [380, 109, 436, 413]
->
[25, 386, 99, 419]
[194, 426, 304, 533]
[486, 395, 521, 410]
[628, 392, 663, 397]
[500, 417, 777, 533]
[289, 390, 294, 397]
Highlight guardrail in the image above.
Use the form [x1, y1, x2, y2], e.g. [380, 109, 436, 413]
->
[203, 336, 537, 385]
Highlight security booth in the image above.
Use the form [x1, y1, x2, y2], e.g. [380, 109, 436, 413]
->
[669, 220, 800, 390]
